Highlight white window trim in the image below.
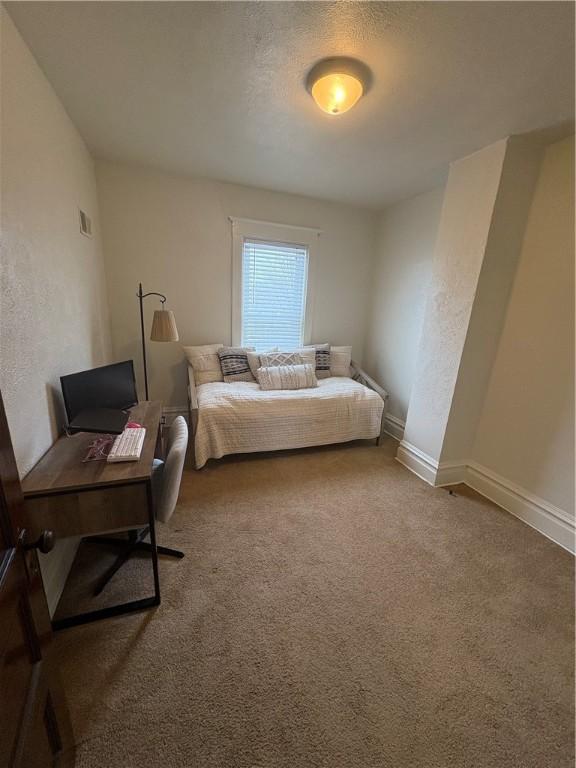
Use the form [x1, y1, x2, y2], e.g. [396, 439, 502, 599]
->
[230, 217, 321, 348]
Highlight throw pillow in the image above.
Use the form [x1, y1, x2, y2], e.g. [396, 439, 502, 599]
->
[330, 345, 352, 377]
[258, 348, 316, 368]
[256, 363, 318, 391]
[259, 350, 304, 367]
[298, 348, 317, 368]
[218, 346, 256, 383]
[304, 343, 331, 379]
[247, 347, 279, 377]
[182, 344, 223, 385]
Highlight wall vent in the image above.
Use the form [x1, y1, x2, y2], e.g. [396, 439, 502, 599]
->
[79, 209, 92, 237]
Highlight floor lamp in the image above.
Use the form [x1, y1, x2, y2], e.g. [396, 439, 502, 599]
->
[137, 283, 179, 400]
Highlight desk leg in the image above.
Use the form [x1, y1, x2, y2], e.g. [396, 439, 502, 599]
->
[51, 596, 159, 630]
[146, 479, 161, 606]
[51, 481, 161, 632]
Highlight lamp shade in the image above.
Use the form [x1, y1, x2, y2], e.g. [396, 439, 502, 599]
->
[150, 309, 179, 342]
[311, 73, 363, 115]
[306, 57, 370, 116]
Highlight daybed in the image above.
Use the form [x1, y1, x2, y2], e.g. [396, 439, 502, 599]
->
[187, 360, 388, 469]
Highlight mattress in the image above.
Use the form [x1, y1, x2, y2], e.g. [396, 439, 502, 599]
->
[194, 376, 384, 468]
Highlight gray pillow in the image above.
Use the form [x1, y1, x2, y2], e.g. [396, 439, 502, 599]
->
[218, 346, 256, 383]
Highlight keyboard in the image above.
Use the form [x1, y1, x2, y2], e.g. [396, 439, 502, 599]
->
[107, 427, 146, 463]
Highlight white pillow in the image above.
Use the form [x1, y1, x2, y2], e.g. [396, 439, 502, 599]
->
[182, 344, 223, 385]
[259, 348, 316, 368]
[260, 351, 302, 367]
[247, 347, 279, 377]
[256, 363, 318, 391]
[330, 346, 352, 377]
[297, 348, 317, 368]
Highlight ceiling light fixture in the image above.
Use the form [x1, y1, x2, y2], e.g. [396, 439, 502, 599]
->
[306, 57, 371, 116]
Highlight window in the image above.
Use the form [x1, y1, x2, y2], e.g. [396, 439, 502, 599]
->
[231, 219, 319, 351]
[241, 239, 308, 350]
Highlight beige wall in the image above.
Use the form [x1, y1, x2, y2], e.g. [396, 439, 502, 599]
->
[96, 161, 378, 407]
[472, 136, 575, 516]
[402, 140, 508, 461]
[0, 9, 112, 611]
[364, 186, 444, 424]
[439, 136, 543, 464]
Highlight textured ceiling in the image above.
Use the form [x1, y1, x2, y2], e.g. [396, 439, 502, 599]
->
[5, 1, 575, 208]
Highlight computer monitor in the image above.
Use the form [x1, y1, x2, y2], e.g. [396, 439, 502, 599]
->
[60, 360, 138, 425]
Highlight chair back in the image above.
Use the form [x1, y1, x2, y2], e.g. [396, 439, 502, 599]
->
[156, 416, 189, 523]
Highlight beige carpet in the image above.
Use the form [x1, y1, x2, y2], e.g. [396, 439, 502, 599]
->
[54, 437, 574, 768]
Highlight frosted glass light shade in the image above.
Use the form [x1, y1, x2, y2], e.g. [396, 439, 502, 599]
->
[311, 73, 363, 115]
[150, 309, 179, 342]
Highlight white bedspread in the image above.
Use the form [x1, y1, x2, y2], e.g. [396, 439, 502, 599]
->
[194, 376, 384, 468]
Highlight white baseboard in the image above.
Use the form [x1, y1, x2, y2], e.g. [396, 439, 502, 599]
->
[435, 461, 467, 486]
[396, 440, 466, 487]
[383, 413, 405, 441]
[396, 441, 575, 554]
[465, 462, 575, 555]
[396, 440, 439, 485]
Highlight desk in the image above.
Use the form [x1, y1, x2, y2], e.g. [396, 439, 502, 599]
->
[21, 401, 163, 631]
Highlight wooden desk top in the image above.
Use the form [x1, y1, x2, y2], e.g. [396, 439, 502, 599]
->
[21, 401, 163, 497]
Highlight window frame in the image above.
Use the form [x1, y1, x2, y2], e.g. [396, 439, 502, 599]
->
[230, 217, 321, 349]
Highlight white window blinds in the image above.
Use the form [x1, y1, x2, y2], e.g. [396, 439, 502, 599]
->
[241, 238, 309, 351]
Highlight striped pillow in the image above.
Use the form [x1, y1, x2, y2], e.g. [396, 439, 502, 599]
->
[256, 363, 318, 391]
[218, 347, 256, 383]
[304, 343, 331, 378]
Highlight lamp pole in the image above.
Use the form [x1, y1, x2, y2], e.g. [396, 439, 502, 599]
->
[137, 283, 167, 401]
